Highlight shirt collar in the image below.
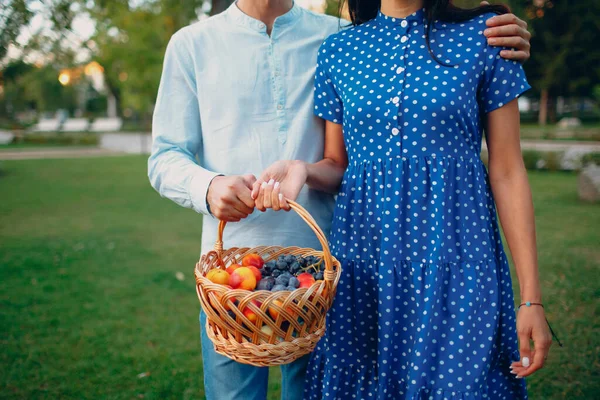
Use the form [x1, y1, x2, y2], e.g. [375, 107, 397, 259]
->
[375, 7, 426, 29]
[226, 1, 302, 32]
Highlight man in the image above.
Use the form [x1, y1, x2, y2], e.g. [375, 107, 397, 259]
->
[148, 1, 532, 399]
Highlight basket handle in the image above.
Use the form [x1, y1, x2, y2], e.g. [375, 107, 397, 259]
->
[214, 199, 336, 280]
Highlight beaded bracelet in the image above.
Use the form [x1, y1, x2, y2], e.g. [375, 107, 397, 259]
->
[517, 302, 563, 347]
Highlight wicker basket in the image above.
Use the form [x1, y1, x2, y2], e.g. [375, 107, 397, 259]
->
[195, 199, 341, 367]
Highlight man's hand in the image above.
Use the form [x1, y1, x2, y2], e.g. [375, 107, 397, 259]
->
[206, 174, 256, 222]
[481, 1, 531, 62]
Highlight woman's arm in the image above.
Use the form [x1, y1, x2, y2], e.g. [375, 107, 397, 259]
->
[251, 121, 347, 211]
[486, 99, 552, 377]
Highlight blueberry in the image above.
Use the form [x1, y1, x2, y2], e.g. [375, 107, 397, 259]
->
[272, 269, 282, 278]
[271, 284, 287, 292]
[297, 257, 307, 267]
[289, 277, 300, 288]
[285, 255, 296, 264]
[315, 272, 324, 281]
[280, 271, 292, 278]
[227, 310, 237, 320]
[275, 275, 290, 286]
[265, 260, 277, 269]
[286, 286, 296, 291]
[289, 261, 301, 274]
[257, 277, 275, 291]
[276, 260, 288, 270]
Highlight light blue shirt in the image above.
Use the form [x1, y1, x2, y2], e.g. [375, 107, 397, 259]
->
[148, 3, 341, 253]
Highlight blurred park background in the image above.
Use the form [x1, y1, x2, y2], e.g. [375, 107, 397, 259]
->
[1, 0, 599, 399]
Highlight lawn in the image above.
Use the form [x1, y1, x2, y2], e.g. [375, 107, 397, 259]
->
[0, 157, 598, 399]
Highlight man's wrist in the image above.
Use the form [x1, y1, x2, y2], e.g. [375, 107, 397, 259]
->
[205, 174, 224, 217]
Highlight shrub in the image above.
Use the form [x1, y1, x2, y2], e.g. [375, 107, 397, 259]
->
[581, 152, 600, 167]
[22, 133, 99, 146]
[522, 150, 543, 170]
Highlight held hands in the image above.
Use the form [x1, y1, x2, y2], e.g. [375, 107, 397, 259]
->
[511, 306, 553, 378]
[251, 160, 308, 212]
[206, 174, 257, 222]
[480, 1, 531, 62]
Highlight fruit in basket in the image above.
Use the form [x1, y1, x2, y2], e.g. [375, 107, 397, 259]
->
[206, 269, 230, 285]
[275, 274, 290, 287]
[268, 299, 294, 320]
[289, 277, 300, 288]
[248, 265, 262, 282]
[242, 253, 265, 269]
[241, 300, 261, 324]
[257, 276, 275, 291]
[230, 267, 257, 291]
[226, 263, 242, 275]
[271, 284, 287, 292]
[276, 259, 288, 271]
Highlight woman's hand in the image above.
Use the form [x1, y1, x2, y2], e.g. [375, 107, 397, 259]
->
[511, 306, 553, 378]
[251, 160, 308, 212]
[481, 1, 531, 62]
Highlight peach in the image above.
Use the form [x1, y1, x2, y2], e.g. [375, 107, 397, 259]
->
[206, 269, 230, 285]
[230, 267, 257, 291]
[248, 266, 262, 282]
[242, 253, 264, 269]
[268, 299, 295, 321]
[226, 264, 242, 275]
[241, 300, 261, 324]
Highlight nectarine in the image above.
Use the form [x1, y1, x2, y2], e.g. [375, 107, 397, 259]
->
[206, 269, 230, 285]
[242, 253, 265, 269]
[230, 267, 257, 291]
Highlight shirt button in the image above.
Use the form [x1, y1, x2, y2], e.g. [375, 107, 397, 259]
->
[401, 20, 408, 28]
[396, 67, 405, 74]
[277, 104, 283, 110]
[259, 23, 266, 30]
[401, 36, 408, 43]
[392, 97, 400, 104]
[392, 128, 400, 136]
[274, 71, 280, 77]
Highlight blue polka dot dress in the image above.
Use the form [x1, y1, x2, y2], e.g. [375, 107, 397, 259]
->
[305, 9, 531, 400]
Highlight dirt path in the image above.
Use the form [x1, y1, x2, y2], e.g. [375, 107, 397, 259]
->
[0, 147, 125, 160]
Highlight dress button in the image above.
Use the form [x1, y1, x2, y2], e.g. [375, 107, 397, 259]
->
[392, 97, 400, 104]
[401, 20, 408, 28]
[392, 128, 400, 136]
[401, 36, 408, 43]
[396, 67, 405, 74]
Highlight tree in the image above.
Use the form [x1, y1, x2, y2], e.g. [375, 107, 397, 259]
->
[510, 0, 600, 124]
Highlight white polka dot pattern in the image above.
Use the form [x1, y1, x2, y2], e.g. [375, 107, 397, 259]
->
[305, 9, 529, 400]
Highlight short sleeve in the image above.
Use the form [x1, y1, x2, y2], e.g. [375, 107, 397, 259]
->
[478, 45, 531, 113]
[314, 40, 343, 124]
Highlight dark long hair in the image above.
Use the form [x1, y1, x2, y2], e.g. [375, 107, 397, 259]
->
[342, 0, 510, 65]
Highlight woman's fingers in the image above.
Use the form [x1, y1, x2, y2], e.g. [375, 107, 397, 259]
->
[255, 182, 267, 212]
[271, 182, 281, 211]
[279, 193, 291, 211]
[251, 180, 263, 200]
[518, 335, 552, 378]
[263, 179, 274, 209]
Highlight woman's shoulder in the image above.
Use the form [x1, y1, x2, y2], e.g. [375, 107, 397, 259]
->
[433, 12, 494, 36]
[319, 19, 377, 52]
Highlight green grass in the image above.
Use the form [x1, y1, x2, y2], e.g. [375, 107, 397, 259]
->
[0, 158, 598, 399]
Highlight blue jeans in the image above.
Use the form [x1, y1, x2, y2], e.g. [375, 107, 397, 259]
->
[200, 311, 309, 400]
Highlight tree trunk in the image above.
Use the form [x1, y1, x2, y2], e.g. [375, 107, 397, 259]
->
[539, 88, 548, 126]
[210, 0, 235, 16]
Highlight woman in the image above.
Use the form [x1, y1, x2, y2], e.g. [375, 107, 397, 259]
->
[252, 0, 552, 397]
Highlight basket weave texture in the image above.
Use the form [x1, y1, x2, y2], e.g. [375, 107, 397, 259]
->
[195, 199, 342, 366]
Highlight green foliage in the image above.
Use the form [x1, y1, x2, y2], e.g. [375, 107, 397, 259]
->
[513, 0, 600, 99]
[17, 133, 99, 146]
[522, 149, 543, 170]
[0, 0, 33, 59]
[1, 61, 78, 116]
[581, 152, 600, 167]
[0, 158, 598, 399]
